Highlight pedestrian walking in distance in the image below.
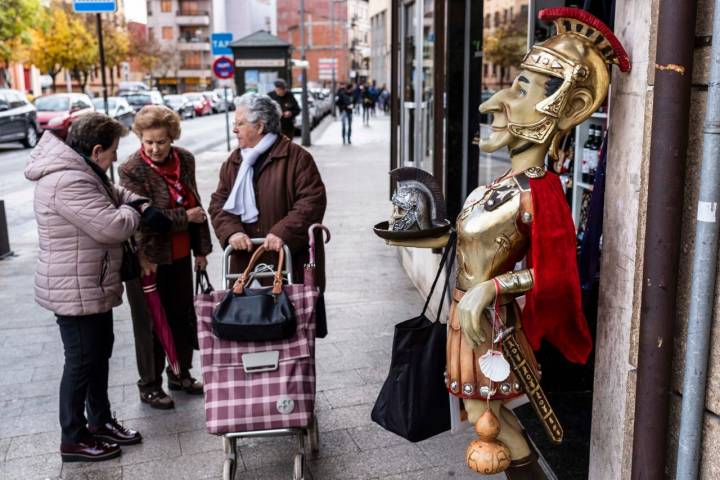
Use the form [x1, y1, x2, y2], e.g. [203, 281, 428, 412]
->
[268, 79, 300, 139]
[25, 113, 154, 462]
[120, 105, 213, 409]
[209, 92, 327, 283]
[336, 84, 354, 145]
[361, 85, 373, 126]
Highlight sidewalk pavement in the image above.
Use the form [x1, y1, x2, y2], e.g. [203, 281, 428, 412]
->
[0, 113, 502, 479]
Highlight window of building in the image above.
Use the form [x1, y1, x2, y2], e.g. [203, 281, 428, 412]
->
[503, 9, 508, 23]
[148, 27, 154, 40]
[162, 26, 173, 40]
[182, 51, 202, 69]
[485, 13, 491, 27]
[161, 0, 171, 13]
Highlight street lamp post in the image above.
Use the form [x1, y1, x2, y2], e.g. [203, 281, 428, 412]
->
[300, 0, 311, 146]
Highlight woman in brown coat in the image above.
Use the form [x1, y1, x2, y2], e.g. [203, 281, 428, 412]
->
[119, 105, 212, 408]
[209, 92, 326, 284]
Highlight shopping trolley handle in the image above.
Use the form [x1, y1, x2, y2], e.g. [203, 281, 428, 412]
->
[222, 238, 294, 286]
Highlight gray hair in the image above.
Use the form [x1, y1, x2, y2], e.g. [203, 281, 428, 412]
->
[234, 92, 282, 134]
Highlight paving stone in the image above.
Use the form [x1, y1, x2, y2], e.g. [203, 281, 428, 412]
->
[122, 449, 224, 480]
[178, 428, 223, 456]
[316, 404, 374, 432]
[59, 466, 123, 480]
[308, 443, 434, 479]
[0, 411, 58, 438]
[6, 430, 57, 460]
[0, 398, 26, 420]
[0, 452, 62, 480]
[347, 423, 409, 451]
[323, 383, 383, 409]
[417, 428, 479, 468]
[383, 465, 505, 479]
[316, 369, 366, 392]
[355, 366, 392, 385]
[0, 436, 10, 462]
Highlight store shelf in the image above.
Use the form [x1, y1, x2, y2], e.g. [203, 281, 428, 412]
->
[591, 112, 608, 119]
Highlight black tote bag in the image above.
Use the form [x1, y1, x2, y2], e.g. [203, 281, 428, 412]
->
[371, 232, 456, 442]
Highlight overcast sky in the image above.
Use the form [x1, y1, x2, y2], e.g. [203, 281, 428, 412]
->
[125, 0, 147, 23]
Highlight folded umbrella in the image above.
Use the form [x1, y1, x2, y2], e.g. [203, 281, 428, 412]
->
[141, 273, 181, 376]
[304, 224, 331, 338]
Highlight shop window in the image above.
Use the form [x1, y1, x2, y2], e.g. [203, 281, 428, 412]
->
[161, 0, 171, 13]
[162, 26, 173, 40]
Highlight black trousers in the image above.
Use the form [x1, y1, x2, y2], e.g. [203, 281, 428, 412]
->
[127, 256, 195, 393]
[56, 311, 114, 443]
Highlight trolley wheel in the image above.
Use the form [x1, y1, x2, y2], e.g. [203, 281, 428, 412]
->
[223, 458, 237, 480]
[293, 453, 304, 480]
[308, 417, 320, 456]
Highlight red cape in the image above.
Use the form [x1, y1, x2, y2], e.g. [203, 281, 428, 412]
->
[522, 173, 593, 364]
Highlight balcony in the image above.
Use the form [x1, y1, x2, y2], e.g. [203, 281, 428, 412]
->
[175, 10, 210, 26]
[178, 68, 211, 78]
[178, 36, 210, 51]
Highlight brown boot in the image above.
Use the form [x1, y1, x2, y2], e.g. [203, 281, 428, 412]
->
[505, 446, 549, 480]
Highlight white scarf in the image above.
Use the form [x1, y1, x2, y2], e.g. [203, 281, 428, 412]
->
[222, 133, 278, 223]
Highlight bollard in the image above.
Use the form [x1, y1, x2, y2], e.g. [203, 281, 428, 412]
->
[0, 200, 12, 259]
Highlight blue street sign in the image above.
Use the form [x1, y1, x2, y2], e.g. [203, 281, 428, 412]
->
[72, 0, 117, 13]
[211, 33, 233, 56]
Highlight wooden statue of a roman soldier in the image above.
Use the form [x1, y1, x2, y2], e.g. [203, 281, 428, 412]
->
[377, 7, 630, 479]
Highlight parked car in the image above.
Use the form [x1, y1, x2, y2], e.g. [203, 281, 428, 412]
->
[0, 89, 39, 148]
[164, 94, 196, 119]
[213, 88, 236, 111]
[184, 92, 213, 116]
[91, 96, 135, 129]
[120, 90, 165, 112]
[116, 81, 150, 95]
[34, 93, 94, 140]
[292, 88, 321, 127]
[292, 90, 318, 133]
[311, 88, 332, 117]
[202, 91, 225, 113]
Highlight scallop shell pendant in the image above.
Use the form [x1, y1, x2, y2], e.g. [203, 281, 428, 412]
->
[478, 350, 511, 382]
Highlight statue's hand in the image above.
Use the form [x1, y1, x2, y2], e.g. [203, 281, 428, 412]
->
[457, 280, 496, 347]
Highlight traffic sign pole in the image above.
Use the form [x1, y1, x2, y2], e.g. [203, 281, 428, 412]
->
[96, 13, 113, 181]
[224, 86, 231, 152]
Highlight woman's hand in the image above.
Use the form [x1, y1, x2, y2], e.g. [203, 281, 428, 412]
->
[138, 253, 157, 277]
[187, 207, 206, 224]
[457, 280, 496, 348]
[229, 232, 253, 251]
[263, 233, 284, 252]
[195, 255, 208, 271]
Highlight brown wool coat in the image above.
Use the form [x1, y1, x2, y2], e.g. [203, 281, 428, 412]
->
[118, 147, 213, 265]
[208, 135, 327, 284]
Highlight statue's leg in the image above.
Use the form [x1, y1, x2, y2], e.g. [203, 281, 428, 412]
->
[465, 399, 531, 460]
[499, 404, 523, 430]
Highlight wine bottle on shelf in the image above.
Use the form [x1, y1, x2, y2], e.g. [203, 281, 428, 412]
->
[588, 125, 604, 184]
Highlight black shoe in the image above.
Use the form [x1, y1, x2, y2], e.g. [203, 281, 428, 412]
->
[167, 370, 204, 395]
[89, 418, 142, 446]
[139, 389, 175, 410]
[60, 438, 121, 463]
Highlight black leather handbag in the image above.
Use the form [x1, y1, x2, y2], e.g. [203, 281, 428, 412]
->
[120, 238, 141, 282]
[371, 232, 456, 442]
[212, 246, 296, 342]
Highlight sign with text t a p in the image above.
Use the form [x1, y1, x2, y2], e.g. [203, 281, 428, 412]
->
[72, 0, 117, 13]
[211, 33, 233, 56]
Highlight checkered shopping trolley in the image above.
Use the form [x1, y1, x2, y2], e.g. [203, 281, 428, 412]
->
[194, 238, 322, 480]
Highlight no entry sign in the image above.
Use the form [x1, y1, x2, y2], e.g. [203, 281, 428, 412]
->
[212, 57, 235, 80]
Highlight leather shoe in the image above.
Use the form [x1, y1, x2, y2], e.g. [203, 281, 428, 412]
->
[60, 438, 121, 462]
[140, 388, 175, 410]
[167, 370, 204, 395]
[89, 418, 142, 446]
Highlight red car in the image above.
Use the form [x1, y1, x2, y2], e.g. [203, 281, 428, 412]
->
[184, 92, 213, 116]
[35, 93, 95, 139]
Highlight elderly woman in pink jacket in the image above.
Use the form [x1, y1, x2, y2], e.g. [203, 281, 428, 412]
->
[25, 113, 169, 463]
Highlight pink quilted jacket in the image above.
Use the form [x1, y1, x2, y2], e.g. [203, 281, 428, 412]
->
[25, 132, 142, 316]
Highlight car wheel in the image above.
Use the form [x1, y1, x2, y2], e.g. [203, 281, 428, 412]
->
[22, 124, 38, 148]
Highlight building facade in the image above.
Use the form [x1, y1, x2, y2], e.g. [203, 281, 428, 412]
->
[146, 0, 213, 92]
[212, 0, 277, 42]
[369, 0, 390, 87]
